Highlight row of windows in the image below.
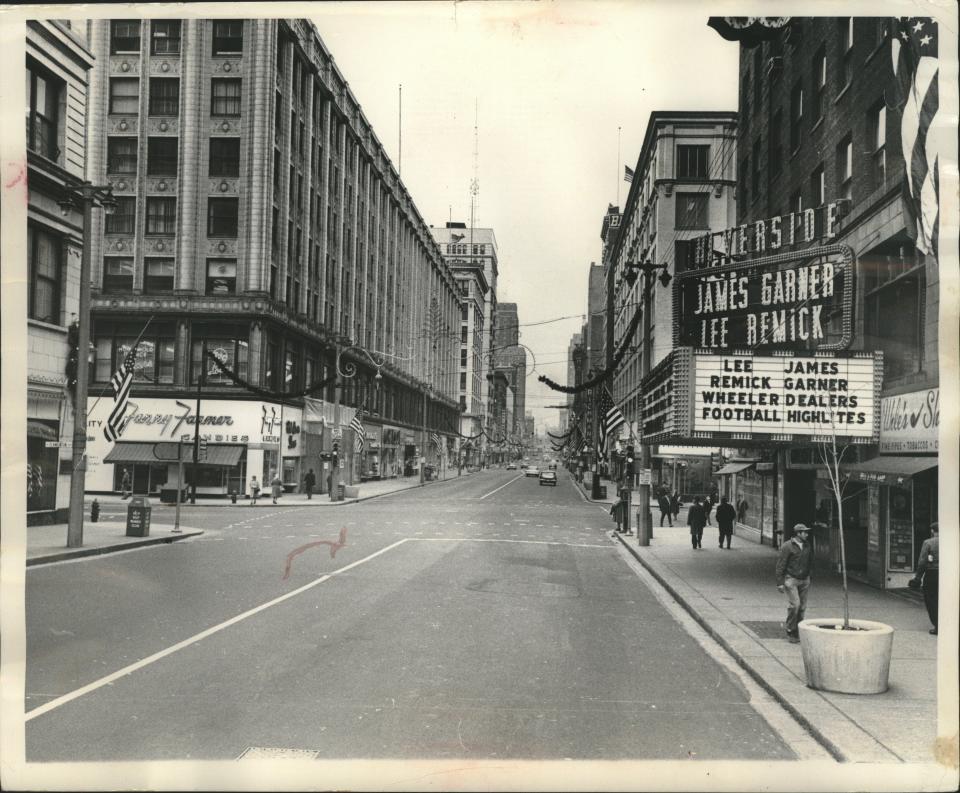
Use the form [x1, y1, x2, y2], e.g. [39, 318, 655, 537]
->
[106, 136, 240, 176]
[101, 256, 237, 295]
[108, 77, 241, 116]
[110, 19, 241, 56]
[740, 100, 886, 210]
[103, 196, 239, 237]
[446, 243, 487, 255]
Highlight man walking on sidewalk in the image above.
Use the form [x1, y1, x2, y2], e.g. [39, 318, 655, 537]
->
[776, 523, 813, 643]
[715, 495, 736, 549]
[910, 522, 939, 635]
[688, 497, 706, 549]
[658, 492, 673, 527]
[303, 468, 316, 500]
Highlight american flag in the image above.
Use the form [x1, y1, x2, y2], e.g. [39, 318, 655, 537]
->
[430, 432, 443, 456]
[103, 343, 139, 442]
[349, 409, 365, 453]
[624, 164, 635, 183]
[891, 17, 939, 259]
[597, 385, 626, 456]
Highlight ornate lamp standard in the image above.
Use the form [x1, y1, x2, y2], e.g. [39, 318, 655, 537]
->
[622, 260, 672, 546]
[59, 182, 117, 549]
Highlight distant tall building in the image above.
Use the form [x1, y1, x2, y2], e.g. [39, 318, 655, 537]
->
[26, 20, 95, 524]
[587, 259, 606, 373]
[493, 302, 526, 437]
[562, 330, 583, 429]
[430, 221, 499, 467]
[82, 18, 460, 496]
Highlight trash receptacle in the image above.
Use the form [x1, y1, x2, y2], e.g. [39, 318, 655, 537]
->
[126, 496, 151, 537]
[336, 482, 345, 501]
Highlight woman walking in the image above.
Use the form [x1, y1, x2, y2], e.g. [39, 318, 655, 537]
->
[270, 472, 283, 504]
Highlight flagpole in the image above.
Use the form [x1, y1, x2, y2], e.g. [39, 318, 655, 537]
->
[617, 126, 622, 206]
[88, 314, 156, 414]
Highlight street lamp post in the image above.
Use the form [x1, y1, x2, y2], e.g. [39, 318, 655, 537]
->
[61, 182, 116, 549]
[623, 260, 672, 548]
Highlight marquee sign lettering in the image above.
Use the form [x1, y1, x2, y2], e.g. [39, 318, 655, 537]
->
[640, 348, 882, 446]
[674, 245, 854, 352]
[690, 201, 848, 269]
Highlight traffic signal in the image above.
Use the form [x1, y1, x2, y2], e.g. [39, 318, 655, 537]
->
[65, 320, 80, 401]
[625, 445, 635, 477]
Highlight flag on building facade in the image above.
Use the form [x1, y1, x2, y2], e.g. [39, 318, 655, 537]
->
[103, 343, 140, 442]
[349, 409, 365, 453]
[624, 164, 634, 183]
[597, 385, 626, 456]
[891, 17, 940, 259]
[430, 432, 443, 456]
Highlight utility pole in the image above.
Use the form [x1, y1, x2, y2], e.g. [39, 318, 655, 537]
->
[190, 368, 202, 504]
[62, 182, 116, 549]
[421, 386, 427, 484]
[638, 273, 654, 546]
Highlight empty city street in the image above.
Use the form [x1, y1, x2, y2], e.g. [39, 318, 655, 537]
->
[26, 470, 795, 762]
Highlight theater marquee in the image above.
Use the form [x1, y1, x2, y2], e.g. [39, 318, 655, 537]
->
[674, 245, 854, 352]
[640, 349, 883, 446]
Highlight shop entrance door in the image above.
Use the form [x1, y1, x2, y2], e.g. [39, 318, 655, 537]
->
[784, 469, 816, 539]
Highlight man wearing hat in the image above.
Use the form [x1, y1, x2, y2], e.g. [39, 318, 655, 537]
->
[775, 523, 814, 643]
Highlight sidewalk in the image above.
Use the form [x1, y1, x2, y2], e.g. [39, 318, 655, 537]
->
[572, 474, 938, 764]
[25, 521, 203, 566]
[93, 466, 474, 509]
[26, 468, 476, 566]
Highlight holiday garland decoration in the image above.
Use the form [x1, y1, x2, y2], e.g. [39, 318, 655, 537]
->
[204, 351, 339, 400]
[538, 300, 644, 393]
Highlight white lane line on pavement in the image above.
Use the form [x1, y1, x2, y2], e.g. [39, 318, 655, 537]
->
[25, 538, 412, 723]
[478, 475, 523, 500]
[415, 537, 609, 549]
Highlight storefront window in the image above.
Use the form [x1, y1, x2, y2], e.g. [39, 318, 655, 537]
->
[191, 336, 248, 384]
[27, 419, 59, 512]
[887, 484, 913, 572]
[93, 324, 176, 384]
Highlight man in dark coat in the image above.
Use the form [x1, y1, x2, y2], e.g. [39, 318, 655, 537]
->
[715, 495, 736, 549]
[658, 492, 673, 527]
[688, 497, 706, 549]
[911, 522, 939, 635]
[303, 468, 316, 499]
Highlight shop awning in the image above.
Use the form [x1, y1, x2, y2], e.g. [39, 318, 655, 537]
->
[841, 456, 937, 486]
[713, 462, 755, 476]
[105, 442, 244, 466]
[27, 420, 58, 440]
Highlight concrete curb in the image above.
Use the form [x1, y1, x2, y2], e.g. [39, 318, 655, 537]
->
[27, 529, 204, 567]
[613, 532, 851, 763]
[125, 473, 473, 508]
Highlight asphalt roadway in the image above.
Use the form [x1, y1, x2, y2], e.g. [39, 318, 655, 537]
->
[25, 468, 798, 762]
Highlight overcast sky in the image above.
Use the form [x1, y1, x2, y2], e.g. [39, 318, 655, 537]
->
[312, 1, 740, 432]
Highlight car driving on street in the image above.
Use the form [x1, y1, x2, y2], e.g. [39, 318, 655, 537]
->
[539, 471, 557, 486]
[525, 466, 540, 478]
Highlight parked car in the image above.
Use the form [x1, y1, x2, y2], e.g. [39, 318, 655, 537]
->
[506, 463, 518, 470]
[539, 471, 557, 486]
[525, 466, 540, 478]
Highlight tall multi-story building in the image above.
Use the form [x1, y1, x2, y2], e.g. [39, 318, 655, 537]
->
[608, 110, 738, 455]
[430, 221, 499, 467]
[713, 17, 940, 589]
[82, 18, 460, 497]
[26, 20, 95, 524]
[560, 330, 583, 430]
[493, 302, 526, 437]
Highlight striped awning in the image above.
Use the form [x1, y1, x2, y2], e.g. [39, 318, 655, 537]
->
[713, 462, 755, 476]
[104, 442, 244, 466]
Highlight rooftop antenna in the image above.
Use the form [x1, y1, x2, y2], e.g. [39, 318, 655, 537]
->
[470, 98, 479, 247]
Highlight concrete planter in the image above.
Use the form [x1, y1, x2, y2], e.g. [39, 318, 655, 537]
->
[798, 618, 894, 694]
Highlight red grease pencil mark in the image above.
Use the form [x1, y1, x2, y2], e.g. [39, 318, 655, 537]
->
[282, 527, 348, 580]
[5, 161, 27, 190]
